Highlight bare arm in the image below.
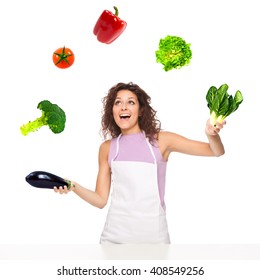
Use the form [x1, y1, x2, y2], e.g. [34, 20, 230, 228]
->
[54, 140, 111, 209]
[158, 119, 225, 160]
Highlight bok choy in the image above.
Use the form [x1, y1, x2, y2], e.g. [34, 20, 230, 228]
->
[206, 83, 243, 126]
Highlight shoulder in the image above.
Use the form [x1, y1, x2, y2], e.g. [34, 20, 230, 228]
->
[157, 131, 177, 160]
[158, 131, 180, 146]
[99, 139, 111, 158]
[158, 130, 194, 148]
[157, 131, 188, 159]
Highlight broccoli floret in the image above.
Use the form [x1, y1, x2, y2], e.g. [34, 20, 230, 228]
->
[20, 100, 66, 136]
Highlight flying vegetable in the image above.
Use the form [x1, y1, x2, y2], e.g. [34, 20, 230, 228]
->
[53, 46, 75, 69]
[93, 6, 127, 44]
[20, 100, 66, 135]
[155, 35, 192, 71]
[206, 83, 243, 126]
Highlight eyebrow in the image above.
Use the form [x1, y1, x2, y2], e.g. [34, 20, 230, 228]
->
[115, 96, 137, 100]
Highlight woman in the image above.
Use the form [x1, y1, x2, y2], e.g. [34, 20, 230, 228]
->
[54, 82, 225, 244]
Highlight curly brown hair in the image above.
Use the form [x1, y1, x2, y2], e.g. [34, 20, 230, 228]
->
[101, 82, 161, 143]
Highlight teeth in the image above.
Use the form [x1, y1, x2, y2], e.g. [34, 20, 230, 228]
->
[120, 114, 130, 118]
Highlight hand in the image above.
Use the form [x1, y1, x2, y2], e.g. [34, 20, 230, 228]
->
[54, 185, 70, 194]
[53, 179, 76, 194]
[205, 119, 226, 136]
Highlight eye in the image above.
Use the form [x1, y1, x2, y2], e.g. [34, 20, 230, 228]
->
[114, 100, 121, 105]
[128, 100, 135, 105]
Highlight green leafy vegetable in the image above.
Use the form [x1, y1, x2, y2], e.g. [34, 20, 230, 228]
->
[206, 83, 243, 126]
[20, 100, 66, 136]
[155, 35, 192, 71]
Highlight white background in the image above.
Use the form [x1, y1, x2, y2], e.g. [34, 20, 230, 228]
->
[0, 0, 259, 246]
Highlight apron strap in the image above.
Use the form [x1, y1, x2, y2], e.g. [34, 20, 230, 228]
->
[112, 134, 122, 161]
[145, 137, 157, 165]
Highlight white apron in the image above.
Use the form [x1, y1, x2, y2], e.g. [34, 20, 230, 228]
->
[100, 134, 170, 244]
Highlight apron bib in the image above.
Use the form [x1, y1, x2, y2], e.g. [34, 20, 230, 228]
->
[100, 134, 170, 244]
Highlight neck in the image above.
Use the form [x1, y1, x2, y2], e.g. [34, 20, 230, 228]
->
[121, 127, 142, 135]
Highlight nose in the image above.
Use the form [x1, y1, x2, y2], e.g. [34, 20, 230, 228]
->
[121, 102, 127, 110]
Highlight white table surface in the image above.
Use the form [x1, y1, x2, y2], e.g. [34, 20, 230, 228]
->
[1, 244, 260, 260]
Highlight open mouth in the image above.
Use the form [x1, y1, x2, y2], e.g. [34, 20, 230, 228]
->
[120, 114, 131, 119]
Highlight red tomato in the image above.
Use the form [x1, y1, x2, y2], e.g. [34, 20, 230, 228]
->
[52, 46, 75, 69]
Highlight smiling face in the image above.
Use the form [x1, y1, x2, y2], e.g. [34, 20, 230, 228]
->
[112, 89, 142, 134]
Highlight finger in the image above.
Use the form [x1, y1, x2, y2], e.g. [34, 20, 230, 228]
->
[63, 186, 69, 194]
[216, 120, 226, 128]
[58, 186, 64, 194]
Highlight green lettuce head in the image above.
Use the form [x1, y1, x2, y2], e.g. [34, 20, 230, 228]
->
[155, 35, 192, 71]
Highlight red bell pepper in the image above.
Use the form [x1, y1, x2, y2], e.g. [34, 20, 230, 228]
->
[93, 6, 127, 44]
